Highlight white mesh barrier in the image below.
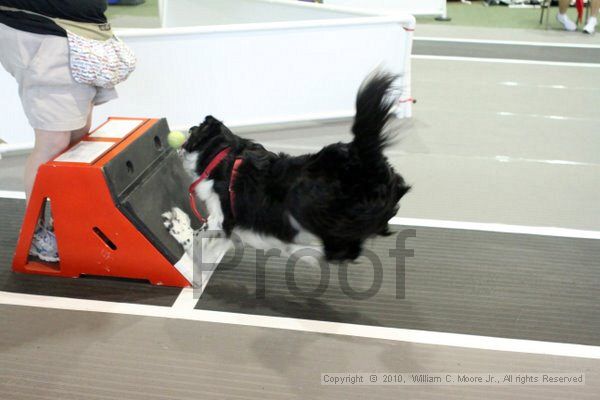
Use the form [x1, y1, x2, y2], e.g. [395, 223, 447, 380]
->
[0, 0, 414, 146]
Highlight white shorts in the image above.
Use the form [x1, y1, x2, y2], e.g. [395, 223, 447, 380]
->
[0, 22, 118, 132]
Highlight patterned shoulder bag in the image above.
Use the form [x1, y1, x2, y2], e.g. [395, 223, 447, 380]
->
[0, 6, 136, 88]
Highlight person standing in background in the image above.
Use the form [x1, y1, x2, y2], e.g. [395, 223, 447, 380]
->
[556, 0, 599, 34]
[0, 1, 124, 262]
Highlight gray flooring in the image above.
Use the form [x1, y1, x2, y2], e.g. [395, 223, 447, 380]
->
[0, 153, 25, 192]
[2, 305, 600, 400]
[413, 39, 600, 63]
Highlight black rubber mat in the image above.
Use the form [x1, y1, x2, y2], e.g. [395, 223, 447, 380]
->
[0, 199, 181, 306]
[197, 225, 600, 346]
[413, 39, 600, 64]
[4, 197, 600, 345]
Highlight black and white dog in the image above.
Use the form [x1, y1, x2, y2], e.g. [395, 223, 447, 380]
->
[162, 72, 411, 263]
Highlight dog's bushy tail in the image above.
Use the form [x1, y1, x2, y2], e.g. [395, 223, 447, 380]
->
[351, 70, 397, 163]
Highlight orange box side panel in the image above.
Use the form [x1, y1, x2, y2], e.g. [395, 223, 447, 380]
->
[12, 120, 191, 287]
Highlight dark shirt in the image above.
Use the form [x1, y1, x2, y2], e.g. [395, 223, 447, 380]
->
[0, 0, 108, 37]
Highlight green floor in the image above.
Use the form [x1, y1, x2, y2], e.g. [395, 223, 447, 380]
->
[106, 0, 160, 28]
[106, 0, 589, 31]
[106, 0, 158, 18]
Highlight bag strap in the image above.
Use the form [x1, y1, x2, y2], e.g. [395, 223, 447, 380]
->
[0, 5, 113, 41]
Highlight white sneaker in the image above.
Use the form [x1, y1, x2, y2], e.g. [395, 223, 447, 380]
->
[557, 13, 577, 31]
[29, 227, 59, 262]
[583, 17, 597, 34]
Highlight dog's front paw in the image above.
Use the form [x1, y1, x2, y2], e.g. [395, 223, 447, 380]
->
[163, 207, 190, 231]
[162, 207, 194, 253]
[162, 210, 174, 230]
[171, 206, 191, 227]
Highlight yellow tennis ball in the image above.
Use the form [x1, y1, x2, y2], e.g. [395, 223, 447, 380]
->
[167, 130, 186, 148]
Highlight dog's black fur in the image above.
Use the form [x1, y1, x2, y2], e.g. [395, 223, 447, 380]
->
[181, 72, 411, 261]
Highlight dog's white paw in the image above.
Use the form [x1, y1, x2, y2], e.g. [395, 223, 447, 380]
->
[162, 210, 174, 229]
[172, 206, 191, 227]
[162, 207, 194, 253]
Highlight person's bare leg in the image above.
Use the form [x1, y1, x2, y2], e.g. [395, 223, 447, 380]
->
[25, 130, 68, 261]
[583, 0, 599, 33]
[592, 0, 600, 15]
[70, 110, 93, 145]
[557, 0, 577, 30]
[24, 129, 71, 204]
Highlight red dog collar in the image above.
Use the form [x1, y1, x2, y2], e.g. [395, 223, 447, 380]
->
[228, 157, 244, 218]
[188, 147, 243, 224]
